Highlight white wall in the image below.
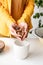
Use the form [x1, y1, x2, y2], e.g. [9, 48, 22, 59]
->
[28, 5, 43, 38]
[31, 5, 43, 30]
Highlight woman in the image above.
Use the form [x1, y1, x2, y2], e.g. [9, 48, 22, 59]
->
[0, 0, 34, 40]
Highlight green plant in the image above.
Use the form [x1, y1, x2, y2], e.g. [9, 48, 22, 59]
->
[35, 0, 43, 7]
[30, 0, 43, 34]
[33, 0, 43, 28]
[38, 20, 43, 28]
[33, 12, 43, 18]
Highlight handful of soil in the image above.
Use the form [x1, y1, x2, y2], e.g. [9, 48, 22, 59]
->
[13, 25, 22, 35]
[0, 40, 5, 52]
[13, 24, 24, 38]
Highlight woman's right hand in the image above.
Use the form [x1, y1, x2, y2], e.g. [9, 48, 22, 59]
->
[9, 23, 22, 40]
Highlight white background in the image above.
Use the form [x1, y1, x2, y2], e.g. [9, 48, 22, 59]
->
[31, 5, 43, 29]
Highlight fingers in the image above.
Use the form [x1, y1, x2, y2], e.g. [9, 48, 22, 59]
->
[10, 25, 22, 40]
[22, 31, 27, 40]
[11, 31, 22, 40]
[25, 32, 28, 38]
[22, 28, 28, 40]
[10, 22, 28, 40]
[16, 36, 22, 40]
[10, 29, 22, 38]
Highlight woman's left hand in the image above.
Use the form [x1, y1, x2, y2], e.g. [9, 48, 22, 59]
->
[18, 22, 28, 40]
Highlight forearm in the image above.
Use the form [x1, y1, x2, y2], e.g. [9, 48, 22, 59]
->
[17, 0, 34, 24]
[21, 0, 34, 18]
[0, 5, 16, 28]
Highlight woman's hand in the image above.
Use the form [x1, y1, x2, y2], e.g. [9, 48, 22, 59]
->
[9, 23, 22, 40]
[18, 22, 28, 40]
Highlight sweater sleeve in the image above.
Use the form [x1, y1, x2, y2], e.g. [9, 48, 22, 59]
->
[17, 0, 34, 24]
[0, 4, 16, 28]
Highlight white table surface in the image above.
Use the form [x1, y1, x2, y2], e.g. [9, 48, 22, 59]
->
[0, 33, 43, 65]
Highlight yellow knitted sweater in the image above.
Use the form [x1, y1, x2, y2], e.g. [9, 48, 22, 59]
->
[0, 0, 34, 37]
